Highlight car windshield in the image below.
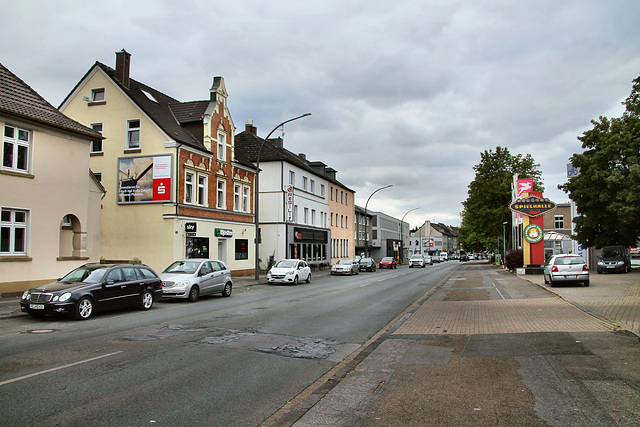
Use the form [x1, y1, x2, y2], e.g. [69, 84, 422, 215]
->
[61, 267, 109, 284]
[336, 260, 353, 265]
[163, 261, 201, 274]
[602, 248, 625, 257]
[410, 255, 422, 260]
[554, 256, 585, 265]
[275, 260, 298, 268]
[382, 257, 393, 262]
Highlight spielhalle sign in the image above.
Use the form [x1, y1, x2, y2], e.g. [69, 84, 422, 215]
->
[509, 197, 556, 217]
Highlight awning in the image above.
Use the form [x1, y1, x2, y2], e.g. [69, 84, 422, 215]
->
[544, 231, 571, 241]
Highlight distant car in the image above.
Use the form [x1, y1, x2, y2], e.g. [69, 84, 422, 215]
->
[544, 254, 589, 287]
[268, 259, 311, 284]
[459, 253, 469, 262]
[358, 257, 377, 272]
[161, 259, 233, 301]
[409, 254, 426, 268]
[331, 259, 359, 275]
[379, 257, 397, 269]
[424, 254, 433, 265]
[440, 253, 449, 261]
[597, 245, 631, 274]
[20, 263, 163, 320]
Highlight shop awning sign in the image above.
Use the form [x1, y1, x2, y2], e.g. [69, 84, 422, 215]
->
[509, 197, 556, 217]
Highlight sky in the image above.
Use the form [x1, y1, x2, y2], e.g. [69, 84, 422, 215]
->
[2, 0, 639, 229]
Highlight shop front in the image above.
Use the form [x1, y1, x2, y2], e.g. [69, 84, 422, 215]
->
[287, 225, 330, 267]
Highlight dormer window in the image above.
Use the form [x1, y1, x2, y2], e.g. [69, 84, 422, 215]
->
[91, 88, 105, 102]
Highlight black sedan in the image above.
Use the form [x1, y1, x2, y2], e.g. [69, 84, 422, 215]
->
[20, 263, 163, 320]
[358, 257, 377, 272]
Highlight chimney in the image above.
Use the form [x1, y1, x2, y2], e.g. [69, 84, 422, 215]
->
[245, 120, 257, 135]
[298, 153, 307, 161]
[115, 49, 131, 89]
[268, 137, 283, 149]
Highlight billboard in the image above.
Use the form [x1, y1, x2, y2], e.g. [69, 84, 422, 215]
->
[117, 154, 172, 204]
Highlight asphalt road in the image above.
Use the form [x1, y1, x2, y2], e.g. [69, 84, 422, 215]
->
[0, 262, 458, 426]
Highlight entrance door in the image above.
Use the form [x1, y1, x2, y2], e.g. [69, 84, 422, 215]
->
[217, 239, 227, 263]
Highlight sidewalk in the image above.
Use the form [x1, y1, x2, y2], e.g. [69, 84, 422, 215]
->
[270, 263, 640, 426]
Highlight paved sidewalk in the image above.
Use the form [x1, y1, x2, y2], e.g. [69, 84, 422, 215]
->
[280, 263, 640, 426]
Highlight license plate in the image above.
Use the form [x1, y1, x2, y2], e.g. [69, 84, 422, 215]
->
[565, 275, 577, 279]
[607, 265, 615, 268]
[29, 304, 45, 310]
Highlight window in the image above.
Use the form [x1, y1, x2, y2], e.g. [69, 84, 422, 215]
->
[3, 125, 30, 173]
[321, 184, 325, 197]
[197, 175, 207, 206]
[235, 239, 249, 260]
[243, 187, 250, 212]
[217, 133, 226, 161]
[330, 187, 333, 200]
[127, 119, 140, 149]
[345, 193, 348, 206]
[289, 171, 295, 186]
[310, 180, 315, 194]
[303, 177, 308, 191]
[311, 209, 316, 225]
[217, 180, 225, 209]
[293, 205, 298, 222]
[185, 171, 194, 204]
[91, 88, 105, 102]
[1, 208, 28, 255]
[345, 216, 348, 228]
[94, 172, 102, 182]
[90, 123, 103, 153]
[554, 215, 564, 229]
[304, 208, 309, 224]
[234, 184, 241, 211]
[341, 191, 344, 204]
[331, 213, 334, 226]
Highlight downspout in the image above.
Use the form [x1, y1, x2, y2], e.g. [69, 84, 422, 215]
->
[175, 143, 182, 216]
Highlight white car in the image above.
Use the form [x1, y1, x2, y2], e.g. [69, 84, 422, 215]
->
[160, 259, 233, 302]
[408, 254, 426, 268]
[268, 259, 311, 285]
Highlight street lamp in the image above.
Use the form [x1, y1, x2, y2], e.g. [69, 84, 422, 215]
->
[400, 207, 419, 263]
[254, 113, 312, 280]
[502, 221, 508, 266]
[364, 184, 393, 257]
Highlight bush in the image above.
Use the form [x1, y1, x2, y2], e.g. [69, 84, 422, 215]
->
[505, 249, 524, 271]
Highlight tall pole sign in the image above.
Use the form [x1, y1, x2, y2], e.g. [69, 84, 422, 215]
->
[509, 193, 556, 267]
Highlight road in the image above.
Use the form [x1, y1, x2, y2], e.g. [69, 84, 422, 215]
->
[0, 262, 458, 426]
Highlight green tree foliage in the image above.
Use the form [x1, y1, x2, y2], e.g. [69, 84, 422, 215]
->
[459, 146, 543, 252]
[559, 75, 640, 248]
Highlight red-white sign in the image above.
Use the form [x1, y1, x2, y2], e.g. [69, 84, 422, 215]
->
[285, 185, 294, 222]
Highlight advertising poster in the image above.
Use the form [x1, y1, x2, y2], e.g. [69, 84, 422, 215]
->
[118, 154, 173, 203]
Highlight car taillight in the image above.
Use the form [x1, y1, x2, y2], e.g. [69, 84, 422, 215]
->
[552, 266, 558, 272]
[583, 265, 589, 271]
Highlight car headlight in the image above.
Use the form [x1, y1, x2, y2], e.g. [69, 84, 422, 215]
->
[177, 280, 191, 288]
[59, 292, 72, 302]
[597, 261, 604, 265]
[286, 270, 295, 276]
[22, 291, 30, 300]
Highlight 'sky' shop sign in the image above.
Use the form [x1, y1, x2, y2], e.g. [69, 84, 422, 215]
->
[509, 197, 557, 218]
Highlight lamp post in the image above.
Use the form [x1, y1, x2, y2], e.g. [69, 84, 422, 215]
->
[364, 184, 393, 258]
[400, 207, 419, 263]
[254, 113, 311, 280]
[502, 221, 508, 266]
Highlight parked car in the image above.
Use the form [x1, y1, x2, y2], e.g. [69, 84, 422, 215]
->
[597, 245, 631, 274]
[379, 257, 397, 269]
[20, 263, 163, 320]
[160, 259, 233, 301]
[544, 254, 589, 287]
[331, 259, 360, 275]
[267, 259, 311, 284]
[358, 257, 377, 272]
[408, 254, 426, 268]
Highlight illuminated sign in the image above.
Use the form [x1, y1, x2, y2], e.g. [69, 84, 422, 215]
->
[285, 185, 294, 222]
[509, 197, 556, 217]
[215, 228, 233, 237]
[524, 224, 543, 243]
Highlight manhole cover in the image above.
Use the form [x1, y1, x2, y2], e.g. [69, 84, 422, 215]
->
[24, 329, 58, 334]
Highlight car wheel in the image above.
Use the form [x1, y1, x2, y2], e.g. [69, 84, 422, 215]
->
[409, 265, 413, 268]
[549, 277, 555, 288]
[584, 279, 590, 287]
[139, 290, 153, 310]
[222, 282, 232, 297]
[544, 273, 549, 284]
[293, 275, 299, 285]
[188, 285, 199, 302]
[74, 297, 93, 320]
[306, 273, 311, 284]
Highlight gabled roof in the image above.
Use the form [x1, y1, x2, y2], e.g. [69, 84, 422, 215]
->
[235, 130, 353, 190]
[0, 63, 100, 138]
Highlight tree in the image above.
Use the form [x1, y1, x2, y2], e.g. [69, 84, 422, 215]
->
[559, 74, 640, 248]
[459, 146, 543, 253]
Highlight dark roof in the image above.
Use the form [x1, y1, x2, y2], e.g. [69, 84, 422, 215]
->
[0, 63, 100, 138]
[235, 130, 353, 190]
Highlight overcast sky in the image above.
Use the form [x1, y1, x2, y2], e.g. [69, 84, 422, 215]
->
[3, 0, 639, 228]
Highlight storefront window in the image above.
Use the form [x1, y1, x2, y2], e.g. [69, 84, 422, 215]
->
[235, 239, 248, 260]
[186, 237, 209, 258]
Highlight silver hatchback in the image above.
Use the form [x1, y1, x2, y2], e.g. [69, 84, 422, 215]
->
[544, 254, 589, 287]
[160, 259, 233, 301]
